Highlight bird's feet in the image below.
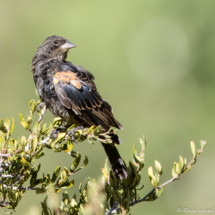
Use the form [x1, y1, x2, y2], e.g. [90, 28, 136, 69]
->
[67, 126, 84, 142]
[50, 126, 68, 141]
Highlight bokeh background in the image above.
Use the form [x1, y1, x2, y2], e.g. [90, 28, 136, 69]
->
[0, 0, 214, 214]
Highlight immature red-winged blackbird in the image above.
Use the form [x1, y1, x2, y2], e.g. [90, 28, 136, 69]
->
[31, 36, 127, 180]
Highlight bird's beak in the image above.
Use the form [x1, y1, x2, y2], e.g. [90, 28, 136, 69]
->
[61, 41, 76, 50]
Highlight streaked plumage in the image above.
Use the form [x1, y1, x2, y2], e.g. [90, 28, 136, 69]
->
[31, 36, 127, 180]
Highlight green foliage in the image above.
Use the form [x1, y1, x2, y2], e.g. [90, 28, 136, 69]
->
[0, 100, 207, 214]
[0, 100, 93, 211]
[40, 138, 207, 215]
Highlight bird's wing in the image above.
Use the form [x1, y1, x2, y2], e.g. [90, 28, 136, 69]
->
[53, 62, 122, 130]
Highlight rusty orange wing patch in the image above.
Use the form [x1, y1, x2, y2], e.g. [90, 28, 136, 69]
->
[53, 69, 103, 113]
[54, 71, 82, 89]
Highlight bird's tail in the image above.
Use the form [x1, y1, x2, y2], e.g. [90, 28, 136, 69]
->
[101, 135, 127, 180]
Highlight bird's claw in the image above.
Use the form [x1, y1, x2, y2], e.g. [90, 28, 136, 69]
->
[36, 103, 46, 112]
[67, 126, 84, 142]
[50, 126, 67, 141]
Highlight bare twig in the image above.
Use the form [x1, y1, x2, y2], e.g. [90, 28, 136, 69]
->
[1, 174, 14, 178]
[0, 154, 10, 157]
[3, 184, 38, 191]
[106, 202, 119, 215]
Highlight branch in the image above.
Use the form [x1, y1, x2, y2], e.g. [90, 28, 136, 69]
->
[129, 175, 178, 207]
[106, 175, 178, 214]
[106, 141, 206, 214]
[0, 154, 10, 157]
[3, 185, 37, 191]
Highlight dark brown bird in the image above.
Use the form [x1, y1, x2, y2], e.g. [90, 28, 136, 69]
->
[31, 35, 127, 180]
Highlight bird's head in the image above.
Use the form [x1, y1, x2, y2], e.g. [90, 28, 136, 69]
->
[31, 35, 76, 67]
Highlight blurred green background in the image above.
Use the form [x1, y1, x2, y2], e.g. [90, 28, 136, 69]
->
[0, 0, 214, 214]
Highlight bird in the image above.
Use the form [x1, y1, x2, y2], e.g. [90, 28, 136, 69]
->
[31, 35, 127, 180]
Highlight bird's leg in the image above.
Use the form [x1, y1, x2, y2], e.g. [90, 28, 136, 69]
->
[36, 103, 46, 123]
[67, 126, 84, 142]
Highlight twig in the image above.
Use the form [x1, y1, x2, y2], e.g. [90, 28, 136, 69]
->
[3, 184, 38, 191]
[88, 134, 111, 143]
[38, 136, 51, 146]
[129, 175, 178, 206]
[0, 201, 11, 208]
[69, 167, 83, 176]
[1, 174, 14, 178]
[186, 146, 204, 169]
[0, 154, 10, 157]
[106, 202, 119, 215]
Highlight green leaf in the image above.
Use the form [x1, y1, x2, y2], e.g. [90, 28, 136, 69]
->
[29, 99, 36, 114]
[51, 166, 61, 183]
[9, 117, 15, 136]
[184, 158, 187, 168]
[79, 183, 82, 195]
[0, 136, 4, 147]
[0, 119, 7, 133]
[20, 136, 27, 148]
[105, 158, 111, 173]
[37, 142, 43, 153]
[148, 166, 155, 186]
[21, 157, 29, 167]
[70, 154, 81, 172]
[190, 141, 196, 157]
[32, 137, 38, 152]
[132, 145, 137, 157]
[33, 121, 40, 134]
[34, 151, 45, 159]
[93, 125, 103, 137]
[172, 168, 178, 177]
[106, 185, 120, 203]
[53, 117, 63, 127]
[81, 156, 88, 168]
[129, 161, 139, 179]
[65, 141, 73, 153]
[87, 136, 94, 144]
[139, 136, 146, 149]
[155, 160, 162, 175]
[54, 132, 66, 144]
[4, 118, 10, 129]
[201, 140, 207, 148]
[179, 156, 184, 171]
[185, 167, 191, 173]
[19, 113, 30, 130]
[27, 115, 32, 124]
[87, 125, 94, 134]
[41, 196, 49, 214]
[174, 162, 181, 175]
[0, 131, 5, 142]
[41, 123, 50, 135]
[21, 122, 30, 130]
[157, 186, 164, 197]
[61, 167, 69, 180]
[61, 180, 75, 189]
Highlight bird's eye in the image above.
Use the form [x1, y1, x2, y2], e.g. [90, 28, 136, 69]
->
[54, 40, 58, 44]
